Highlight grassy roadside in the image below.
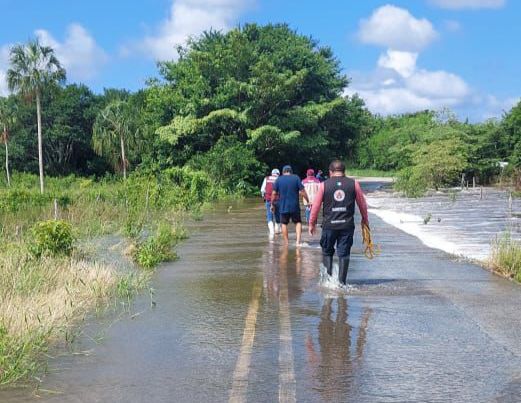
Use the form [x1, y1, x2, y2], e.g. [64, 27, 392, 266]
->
[0, 168, 223, 385]
[489, 232, 521, 282]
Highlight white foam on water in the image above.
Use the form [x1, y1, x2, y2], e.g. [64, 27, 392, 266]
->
[367, 199, 490, 262]
[318, 264, 357, 293]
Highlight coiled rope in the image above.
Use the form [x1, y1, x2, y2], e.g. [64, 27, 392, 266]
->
[362, 223, 379, 259]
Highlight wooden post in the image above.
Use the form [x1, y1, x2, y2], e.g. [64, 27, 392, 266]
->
[461, 174, 465, 190]
[54, 198, 58, 220]
[145, 183, 150, 222]
[509, 192, 513, 211]
[480, 186, 483, 200]
[473, 177, 476, 188]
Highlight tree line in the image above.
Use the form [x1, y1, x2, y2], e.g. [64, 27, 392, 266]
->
[0, 23, 520, 195]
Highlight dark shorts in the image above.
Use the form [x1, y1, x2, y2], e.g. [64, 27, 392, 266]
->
[280, 210, 301, 224]
[320, 229, 354, 258]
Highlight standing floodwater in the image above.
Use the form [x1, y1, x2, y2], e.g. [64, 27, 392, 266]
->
[367, 187, 521, 261]
[2, 187, 521, 402]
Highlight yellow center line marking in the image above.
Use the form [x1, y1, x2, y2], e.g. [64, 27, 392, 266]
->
[229, 279, 263, 403]
[278, 265, 296, 403]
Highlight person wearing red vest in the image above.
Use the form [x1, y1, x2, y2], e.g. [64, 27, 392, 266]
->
[302, 169, 321, 224]
[309, 160, 369, 285]
[261, 168, 281, 239]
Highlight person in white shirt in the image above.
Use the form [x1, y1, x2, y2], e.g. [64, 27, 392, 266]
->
[260, 169, 281, 239]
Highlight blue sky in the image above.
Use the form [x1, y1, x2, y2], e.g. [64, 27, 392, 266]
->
[0, 0, 518, 121]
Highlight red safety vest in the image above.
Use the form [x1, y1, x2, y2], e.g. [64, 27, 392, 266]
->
[264, 175, 278, 201]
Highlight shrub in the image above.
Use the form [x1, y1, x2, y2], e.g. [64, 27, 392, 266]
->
[29, 220, 75, 258]
[394, 167, 429, 197]
[134, 223, 179, 269]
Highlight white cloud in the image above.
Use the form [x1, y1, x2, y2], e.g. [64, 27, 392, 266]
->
[0, 45, 10, 96]
[476, 95, 519, 120]
[347, 87, 443, 114]
[349, 44, 471, 115]
[429, 0, 505, 9]
[347, 60, 516, 120]
[136, 0, 252, 61]
[377, 50, 418, 78]
[0, 71, 7, 96]
[406, 70, 469, 99]
[347, 55, 471, 115]
[357, 5, 438, 51]
[35, 23, 108, 81]
[349, 5, 515, 120]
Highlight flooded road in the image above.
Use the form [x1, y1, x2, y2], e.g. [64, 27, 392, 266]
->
[2, 184, 521, 402]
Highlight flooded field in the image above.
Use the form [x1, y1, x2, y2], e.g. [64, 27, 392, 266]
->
[2, 183, 521, 402]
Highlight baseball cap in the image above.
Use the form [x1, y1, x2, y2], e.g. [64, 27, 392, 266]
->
[271, 168, 280, 176]
[282, 165, 292, 173]
[306, 169, 315, 177]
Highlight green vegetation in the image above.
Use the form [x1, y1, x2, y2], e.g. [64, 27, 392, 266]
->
[7, 39, 66, 193]
[345, 168, 396, 178]
[29, 220, 74, 258]
[93, 100, 139, 180]
[356, 109, 521, 196]
[394, 136, 468, 196]
[490, 233, 521, 282]
[0, 169, 220, 384]
[1, 25, 521, 197]
[0, 24, 372, 192]
[134, 223, 184, 269]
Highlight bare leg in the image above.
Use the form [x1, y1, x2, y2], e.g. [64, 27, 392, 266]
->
[296, 222, 302, 246]
[282, 224, 289, 244]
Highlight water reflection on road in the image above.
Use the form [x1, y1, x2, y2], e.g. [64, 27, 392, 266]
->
[305, 297, 372, 402]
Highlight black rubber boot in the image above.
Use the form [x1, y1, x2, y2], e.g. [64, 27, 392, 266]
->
[338, 257, 350, 285]
[322, 255, 333, 276]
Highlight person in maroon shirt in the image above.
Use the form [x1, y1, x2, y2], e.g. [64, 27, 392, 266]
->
[309, 160, 369, 285]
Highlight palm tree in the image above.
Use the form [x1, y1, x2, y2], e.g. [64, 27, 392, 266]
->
[0, 98, 17, 187]
[7, 39, 66, 193]
[92, 101, 138, 179]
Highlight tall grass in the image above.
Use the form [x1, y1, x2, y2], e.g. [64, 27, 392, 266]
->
[490, 232, 521, 282]
[0, 242, 143, 384]
[0, 168, 222, 385]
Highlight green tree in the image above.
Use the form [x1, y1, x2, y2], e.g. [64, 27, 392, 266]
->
[464, 120, 504, 183]
[188, 135, 266, 193]
[396, 137, 468, 196]
[356, 111, 436, 171]
[0, 98, 17, 186]
[502, 101, 521, 167]
[6, 39, 65, 193]
[43, 84, 103, 175]
[92, 100, 138, 179]
[413, 137, 468, 189]
[148, 24, 368, 176]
